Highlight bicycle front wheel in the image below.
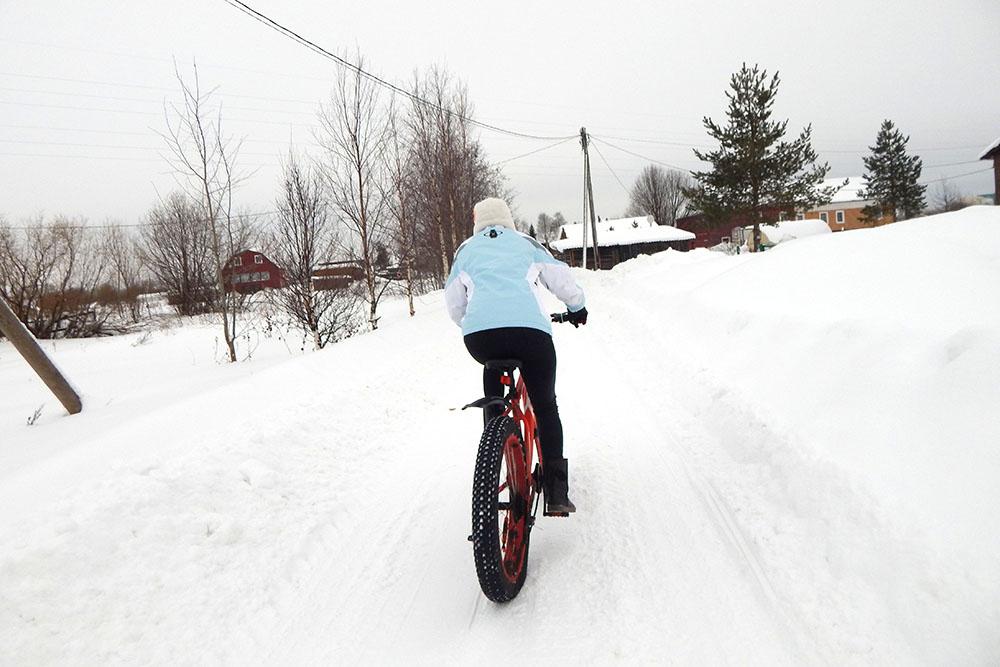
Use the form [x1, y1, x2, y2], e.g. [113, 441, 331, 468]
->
[471, 415, 531, 602]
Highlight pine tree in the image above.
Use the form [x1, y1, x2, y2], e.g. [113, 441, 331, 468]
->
[859, 120, 926, 223]
[684, 63, 838, 251]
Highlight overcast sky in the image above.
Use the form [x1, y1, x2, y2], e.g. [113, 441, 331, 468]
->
[3, 0, 998, 229]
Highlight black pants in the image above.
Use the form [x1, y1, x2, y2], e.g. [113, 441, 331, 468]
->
[464, 327, 564, 464]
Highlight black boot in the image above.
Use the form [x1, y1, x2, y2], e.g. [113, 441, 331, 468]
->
[544, 457, 576, 515]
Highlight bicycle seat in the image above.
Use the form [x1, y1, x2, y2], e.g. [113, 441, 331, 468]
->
[485, 358, 522, 371]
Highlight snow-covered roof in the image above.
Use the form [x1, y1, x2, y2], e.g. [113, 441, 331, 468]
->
[821, 177, 866, 203]
[979, 136, 1000, 160]
[760, 218, 831, 245]
[551, 215, 695, 252]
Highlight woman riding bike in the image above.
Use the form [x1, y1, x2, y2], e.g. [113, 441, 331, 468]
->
[445, 197, 587, 514]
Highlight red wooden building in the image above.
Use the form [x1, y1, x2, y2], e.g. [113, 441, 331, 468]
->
[222, 250, 284, 294]
[675, 212, 761, 249]
[312, 260, 364, 290]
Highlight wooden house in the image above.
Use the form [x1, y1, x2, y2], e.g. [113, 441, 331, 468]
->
[676, 177, 893, 248]
[799, 177, 892, 231]
[222, 250, 284, 294]
[312, 260, 364, 291]
[550, 216, 694, 269]
[675, 212, 756, 249]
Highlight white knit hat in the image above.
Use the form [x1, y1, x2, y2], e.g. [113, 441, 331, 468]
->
[473, 198, 516, 234]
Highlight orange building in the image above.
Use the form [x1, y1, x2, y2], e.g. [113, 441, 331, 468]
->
[797, 177, 894, 231]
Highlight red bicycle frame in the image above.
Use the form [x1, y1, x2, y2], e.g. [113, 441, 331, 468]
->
[498, 370, 543, 551]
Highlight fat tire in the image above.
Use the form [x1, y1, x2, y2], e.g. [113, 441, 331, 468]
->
[471, 415, 530, 602]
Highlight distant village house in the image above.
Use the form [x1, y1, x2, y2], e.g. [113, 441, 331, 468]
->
[311, 260, 364, 291]
[676, 177, 892, 249]
[798, 177, 893, 231]
[222, 250, 284, 294]
[550, 215, 695, 269]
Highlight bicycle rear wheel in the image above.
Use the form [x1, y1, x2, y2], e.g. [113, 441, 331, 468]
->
[471, 415, 531, 602]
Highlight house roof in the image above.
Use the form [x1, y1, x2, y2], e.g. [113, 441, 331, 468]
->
[760, 218, 831, 245]
[551, 216, 695, 252]
[979, 136, 1000, 160]
[821, 177, 866, 203]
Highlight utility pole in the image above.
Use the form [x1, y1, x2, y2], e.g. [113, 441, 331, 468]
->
[0, 297, 82, 416]
[579, 127, 600, 270]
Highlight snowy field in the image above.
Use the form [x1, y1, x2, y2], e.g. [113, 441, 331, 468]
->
[1, 207, 998, 666]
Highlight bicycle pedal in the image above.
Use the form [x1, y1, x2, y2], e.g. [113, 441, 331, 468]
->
[543, 510, 570, 518]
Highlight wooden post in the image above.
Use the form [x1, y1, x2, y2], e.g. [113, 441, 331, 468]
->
[0, 297, 82, 415]
[579, 127, 601, 269]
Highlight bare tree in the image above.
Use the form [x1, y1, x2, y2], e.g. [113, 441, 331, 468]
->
[269, 152, 358, 349]
[102, 223, 146, 323]
[140, 192, 214, 316]
[160, 62, 255, 361]
[317, 53, 393, 330]
[0, 216, 109, 338]
[534, 212, 566, 246]
[625, 165, 691, 226]
[928, 178, 969, 214]
[385, 104, 417, 316]
[404, 66, 507, 284]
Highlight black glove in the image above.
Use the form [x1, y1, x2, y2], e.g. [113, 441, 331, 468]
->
[565, 307, 588, 327]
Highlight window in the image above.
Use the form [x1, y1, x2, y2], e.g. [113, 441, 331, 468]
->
[796, 213, 804, 221]
[233, 256, 242, 267]
[820, 212, 828, 223]
[836, 211, 845, 224]
[254, 255, 263, 264]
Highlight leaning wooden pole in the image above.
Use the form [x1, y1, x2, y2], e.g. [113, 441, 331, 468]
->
[0, 297, 82, 415]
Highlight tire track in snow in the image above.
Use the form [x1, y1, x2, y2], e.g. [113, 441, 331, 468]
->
[573, 294, 782, 609]
[550, 291, 802, 664]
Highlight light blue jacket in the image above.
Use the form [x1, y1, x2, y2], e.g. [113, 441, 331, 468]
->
[445, 227, 586, 336]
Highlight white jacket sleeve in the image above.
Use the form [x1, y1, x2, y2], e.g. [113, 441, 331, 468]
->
[537, 261, 586, 312]
[444, 270, 472, 326]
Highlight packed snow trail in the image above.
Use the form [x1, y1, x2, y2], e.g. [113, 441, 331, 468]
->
[252, 294, 802, 666]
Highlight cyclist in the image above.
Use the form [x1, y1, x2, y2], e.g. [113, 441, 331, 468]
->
[445, 197, 587, 514]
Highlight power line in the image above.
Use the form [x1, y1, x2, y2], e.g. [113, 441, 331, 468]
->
[820, 144, 988, 154]
[4, 208, 281, 231]
[593, 133, 712, 149]
[919, 166, 992, 185]
[589, 135, 691, 173]
[588, 141, 630, 195]
[220, 0, 577, 142]
[495, 136, 577, 165]
[0, 86, 318, 117]
[0, 100, 317, 128]
[921, 159, 981, 169]
[0, 72, 322, 106]
[595, 131, 988, 161]
[1, 123, 152, 137]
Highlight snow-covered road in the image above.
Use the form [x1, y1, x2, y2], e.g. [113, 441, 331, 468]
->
[2, 208, 998, 665]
